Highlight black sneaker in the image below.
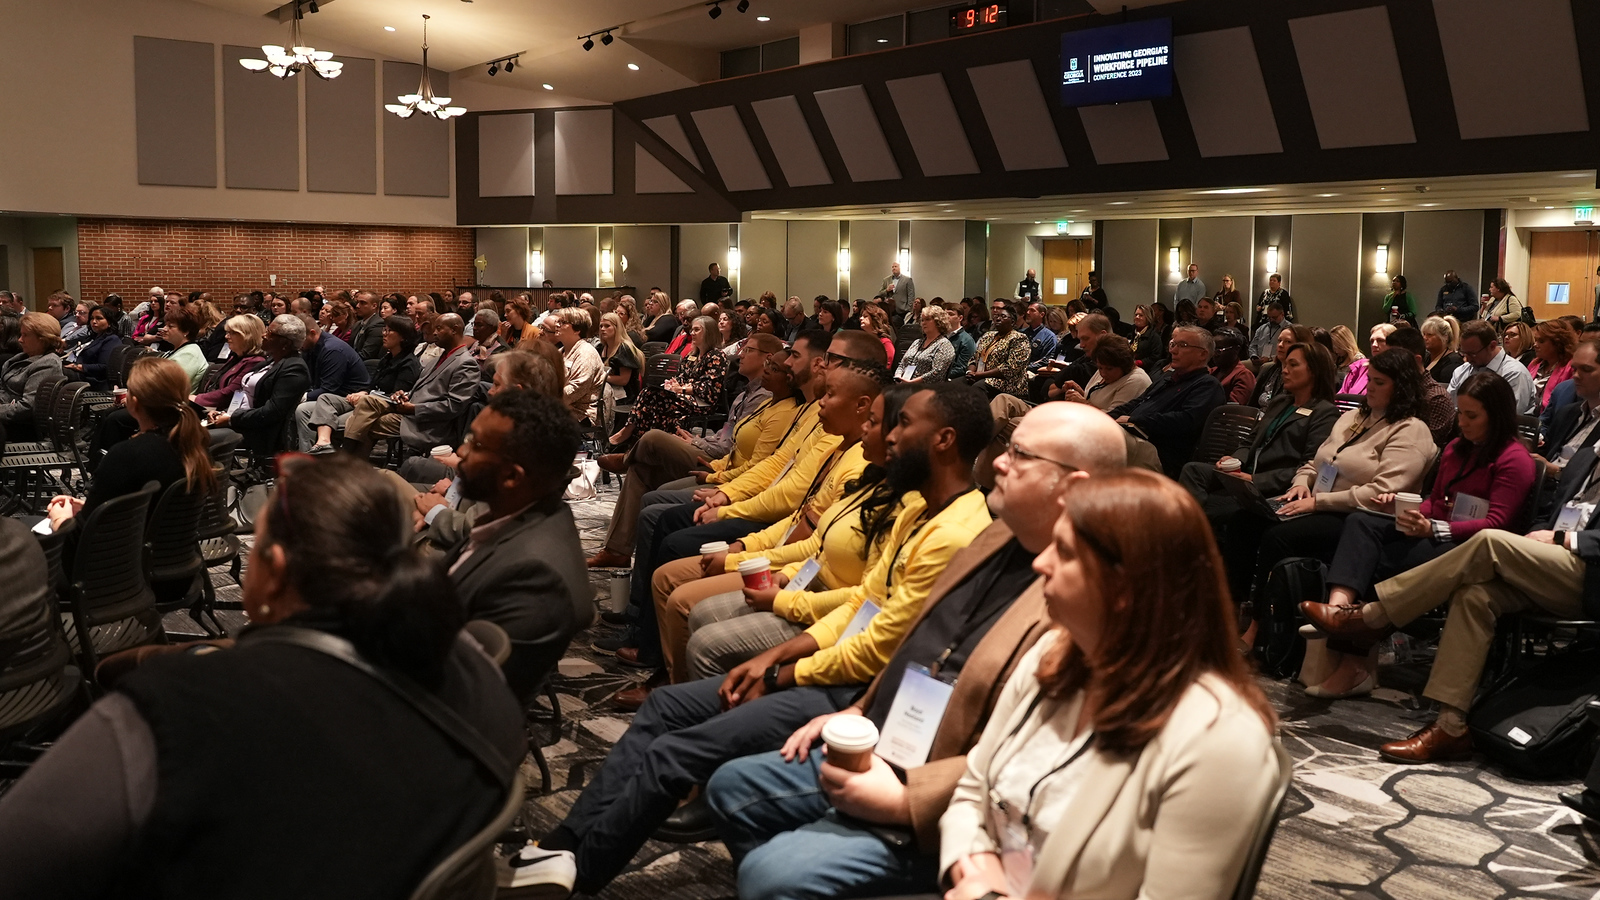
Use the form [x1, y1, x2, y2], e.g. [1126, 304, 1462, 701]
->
[591, 632, 634, 656]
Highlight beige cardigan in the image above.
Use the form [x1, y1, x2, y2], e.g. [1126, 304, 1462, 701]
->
[1292, 409, 1436, 513]
[939, 632, 1279, 900]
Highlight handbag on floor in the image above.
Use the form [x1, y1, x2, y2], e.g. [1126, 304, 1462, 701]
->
[1253, 557, 1326, 678]
[1468, 645, 1600, 779]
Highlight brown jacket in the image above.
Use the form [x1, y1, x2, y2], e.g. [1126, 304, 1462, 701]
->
[854, 519, 1051, 850]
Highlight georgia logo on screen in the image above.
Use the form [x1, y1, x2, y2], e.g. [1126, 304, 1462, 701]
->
[1062, 56, 1086, 85]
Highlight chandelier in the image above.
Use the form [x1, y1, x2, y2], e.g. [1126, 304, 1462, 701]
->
[386, 15, 466, 119]
[238, 0, 342, 80]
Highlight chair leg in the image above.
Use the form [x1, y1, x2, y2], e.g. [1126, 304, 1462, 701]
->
[529, 736, 552, 795]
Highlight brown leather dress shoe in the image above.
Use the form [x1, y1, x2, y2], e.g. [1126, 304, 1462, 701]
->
[612, 684, 653, 712]
[597, 453, 627, 475]
[586, 548, 632, 569]
[1379, 722, 1473, 764]
[1299, 601, 1395, 642]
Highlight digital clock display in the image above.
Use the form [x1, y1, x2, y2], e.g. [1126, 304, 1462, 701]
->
[950, 3, 1006, 35]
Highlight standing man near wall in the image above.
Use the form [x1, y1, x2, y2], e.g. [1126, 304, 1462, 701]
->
[876, 262, 915, 318]
[1017, 268, 1040, 303]
[1433, 271, 1476, 321]
[1254, 273, 1295, 330]
[700, 263, 732, 307]
[1174, 263, 1206, 308]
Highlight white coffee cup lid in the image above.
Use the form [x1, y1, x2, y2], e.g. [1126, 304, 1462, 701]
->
[431, 444, 452, 457]
[1396, 492, 1422, 501]
[737, 557, 770, 575]
[1217, 458, 1240, 470]
[700, 541, 730, 554]
[821, 715, 879, 753]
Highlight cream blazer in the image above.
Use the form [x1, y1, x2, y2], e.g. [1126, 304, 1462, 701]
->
[939, 632, 1279, 900]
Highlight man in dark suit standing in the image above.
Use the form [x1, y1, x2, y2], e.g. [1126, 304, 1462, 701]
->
[699, 263, 732, 307]
[446, 390, 593, 700]
[875, 262, 915, 318]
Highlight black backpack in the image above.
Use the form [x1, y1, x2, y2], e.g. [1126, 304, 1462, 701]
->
[1252, 557, 1326, 678]
[1468, 645, 1600, 779]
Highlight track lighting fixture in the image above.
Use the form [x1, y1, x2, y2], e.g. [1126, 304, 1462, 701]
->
[583, 36, 594, 50]
[488, 62, 498, 75]
[307, 0, 318, 12]
[483, 54, 521, 76]
[504, 59, 513, 72]
[601, 31, 614, 45]
[736, 0, 749, 11]
[709, 2, 722, 19]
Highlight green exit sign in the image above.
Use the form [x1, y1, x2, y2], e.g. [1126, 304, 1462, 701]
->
[1576, 207, 1595, 224]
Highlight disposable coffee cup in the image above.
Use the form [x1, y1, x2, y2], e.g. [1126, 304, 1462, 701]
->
[606, 575, 630, 614]
[1217, 457, 1241, 473]
[699, 541, 730, 555]
[1394, 492, 1423, 517]
[738, 557, 773, 591]
[430, 444, 452, 458]
[821, 715, 880, 772]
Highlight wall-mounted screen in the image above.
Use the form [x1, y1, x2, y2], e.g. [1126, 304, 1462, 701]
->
[1059, 18, 1173, 107]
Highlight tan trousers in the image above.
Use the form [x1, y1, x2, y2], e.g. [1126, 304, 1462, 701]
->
[343, 395, 401, 443]
[1375, 530, 1587, 711]
[651, 556, 741, 682]
[605, 429, 704, 554]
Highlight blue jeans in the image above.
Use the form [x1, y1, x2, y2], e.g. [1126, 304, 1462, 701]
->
[707, 750, 939, 900]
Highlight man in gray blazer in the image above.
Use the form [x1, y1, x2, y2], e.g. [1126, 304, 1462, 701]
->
[340, 313, 481, 457]
[875, 262, 915, 318]
[347, 291, 386, 361]
[445, 390, 593, 700]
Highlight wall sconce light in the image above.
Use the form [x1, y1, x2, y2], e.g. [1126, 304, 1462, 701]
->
[1375, 244, 1389, 274]
[728, 247, 741, 272]
[599, 249, 614, 282]
[897, 248, 911, 273]
[1168, 247, 1180, 275]
[1265, 245, 1279, 274]
[528, 250, 543, 281]
[838, 248, 851, 274]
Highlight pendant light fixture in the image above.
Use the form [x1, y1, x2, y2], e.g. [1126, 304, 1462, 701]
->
[386, 15, 466, 120]
[239, 0, 342, 79]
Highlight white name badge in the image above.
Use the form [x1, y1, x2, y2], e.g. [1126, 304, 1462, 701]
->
[1314, 462, 1340, 494]
[1555, 502, 1596, 532]
[839, 599, 881, 642]
[787, 557, 822, 593]
[443, 476, 462, 510]
[1450, 492, 1488, 522]
[875, 664, 955, 769]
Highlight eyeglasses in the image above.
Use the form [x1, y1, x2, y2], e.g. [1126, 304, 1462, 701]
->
[1168, 340, 1204, 352]
[1006, 439, 1079, 473]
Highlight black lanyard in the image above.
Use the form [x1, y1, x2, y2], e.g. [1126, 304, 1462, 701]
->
[774, 400, 818, 450]
[928, 542, 1031, 680]
[885, 488, 977, 589]
[989, 690, 1097, 828]
[1334, 413, 1384, 456]
[810, 485, 874, 550]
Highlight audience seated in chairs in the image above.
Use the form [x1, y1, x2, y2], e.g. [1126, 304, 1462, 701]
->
[1529, 318, 1578, 414]
[1450, 319, 1536, 415]
[191, 315, 267, 412]
[588, 336, 791, 569]
[1385, 325, 1458, 448]
[1422, 315, 1464, 386]
[1301, 371, 1536, 701]
[966, 299, 1030, 400]
[337, 313, 479, 460]
[1250, 324, 1318, 408]
[607, 315, 727, 450]
[1224, 347, 1436, 613]
[158, 308, 208, 392]
[1532, 339, 1600, 490]
[299, 315, 421, 454]
[895, 304, 955, 384]
[1108, 324, 1228, 478]
[1060, 334, 1151, 411]
[705, 402, 1125, 900]
[546, 307, 605, 425]
[0, 312, 63, 431]
[1211, 327, 1257, 405]
[205, 314, 312, 460]
[1182, 340, 1340, 523]
[938, 471, 1279, 900]
[0, 454, 525, 899]
[506, 381, 994, 898]
[62, 306, 124, 392]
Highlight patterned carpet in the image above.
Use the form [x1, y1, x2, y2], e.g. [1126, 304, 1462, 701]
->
[177, 478, 1600, 899]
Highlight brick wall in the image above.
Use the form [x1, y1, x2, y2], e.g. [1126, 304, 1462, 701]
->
[77, 218, 477, 302]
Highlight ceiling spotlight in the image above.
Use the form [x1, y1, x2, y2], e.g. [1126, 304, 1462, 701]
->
[583, 36, 594, 50]
[601, 31, 614, 45]
[627, 62, 639, 70]
[542, 83, 553, 90]
[488, 62, 498, 75]
[384, 25, 396, 31]
[756, 15, 770, 21]
[709, 2, 722, 18]
[504, 59, 513, 72]
[736, 0, 749, 11]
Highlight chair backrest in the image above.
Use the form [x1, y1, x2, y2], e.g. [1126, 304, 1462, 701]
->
[107, 345, 130, 389]
[407, 770, 525, 900]
[36, 517, 73, 610]
[145, 477, 207, 586]
[1515, 413, 1540, 451]
[1192, 404, 1264, 465]
[195, 463, 236, 542]
[49, 382, 90, 458]
[68, 481, 160, 628]
[1231, 742, 1295, 900]
[198, 360, 228, 394]
[29, 374, 66, 427]
[641, 341, 668, 355]
[118, 346, 151, 390]
[643, 352, 680, 387]
[1333, 393, 1365, 414]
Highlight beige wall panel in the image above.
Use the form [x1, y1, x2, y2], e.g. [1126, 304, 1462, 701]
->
[1290, 213, 1363, 332]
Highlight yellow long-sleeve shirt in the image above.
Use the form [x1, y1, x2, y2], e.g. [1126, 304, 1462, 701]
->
[793, 488, 992, 687]
[705, 395, 802, 485]
[717, 401, 822, 503]
[768, 492, 924, 628]
[716, 427, 844, 524]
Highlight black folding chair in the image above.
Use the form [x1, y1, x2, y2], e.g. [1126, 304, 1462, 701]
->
[1191, 404, 1265, 466]
[145, 477, 214, 637]
[62, 481, 165, 685]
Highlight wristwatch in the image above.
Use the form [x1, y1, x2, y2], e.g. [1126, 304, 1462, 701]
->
[1556, 531, 1568, 549]
[763, 663, 783, 693]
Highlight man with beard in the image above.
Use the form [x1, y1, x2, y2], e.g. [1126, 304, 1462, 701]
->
[444, 389, 594, 699]
[504, 382, 994, 898]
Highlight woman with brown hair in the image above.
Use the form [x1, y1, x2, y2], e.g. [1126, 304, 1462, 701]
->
[607, 315, 727, 449]
[501, 295, 537, 347]
[941, 471, 1279, 900]
[1528, 318, 1576, 412]
[858, 304, 895, 366]
[0, 312, 64, 428]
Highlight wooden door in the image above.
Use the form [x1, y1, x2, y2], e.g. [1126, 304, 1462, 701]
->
[1527, 230, 1599, 321]
[31, 247, 64, 311]
[1042, 238, 1093, 305]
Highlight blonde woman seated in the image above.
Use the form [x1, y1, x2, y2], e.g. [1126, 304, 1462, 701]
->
[895, 306, 955, 383]
[940, 470, 1279, 900]
[1053, 335, 1150, 410]
[1329, 324, 1366, 394]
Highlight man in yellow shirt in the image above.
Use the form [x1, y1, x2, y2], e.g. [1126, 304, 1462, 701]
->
[520, 382, 994, 898]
